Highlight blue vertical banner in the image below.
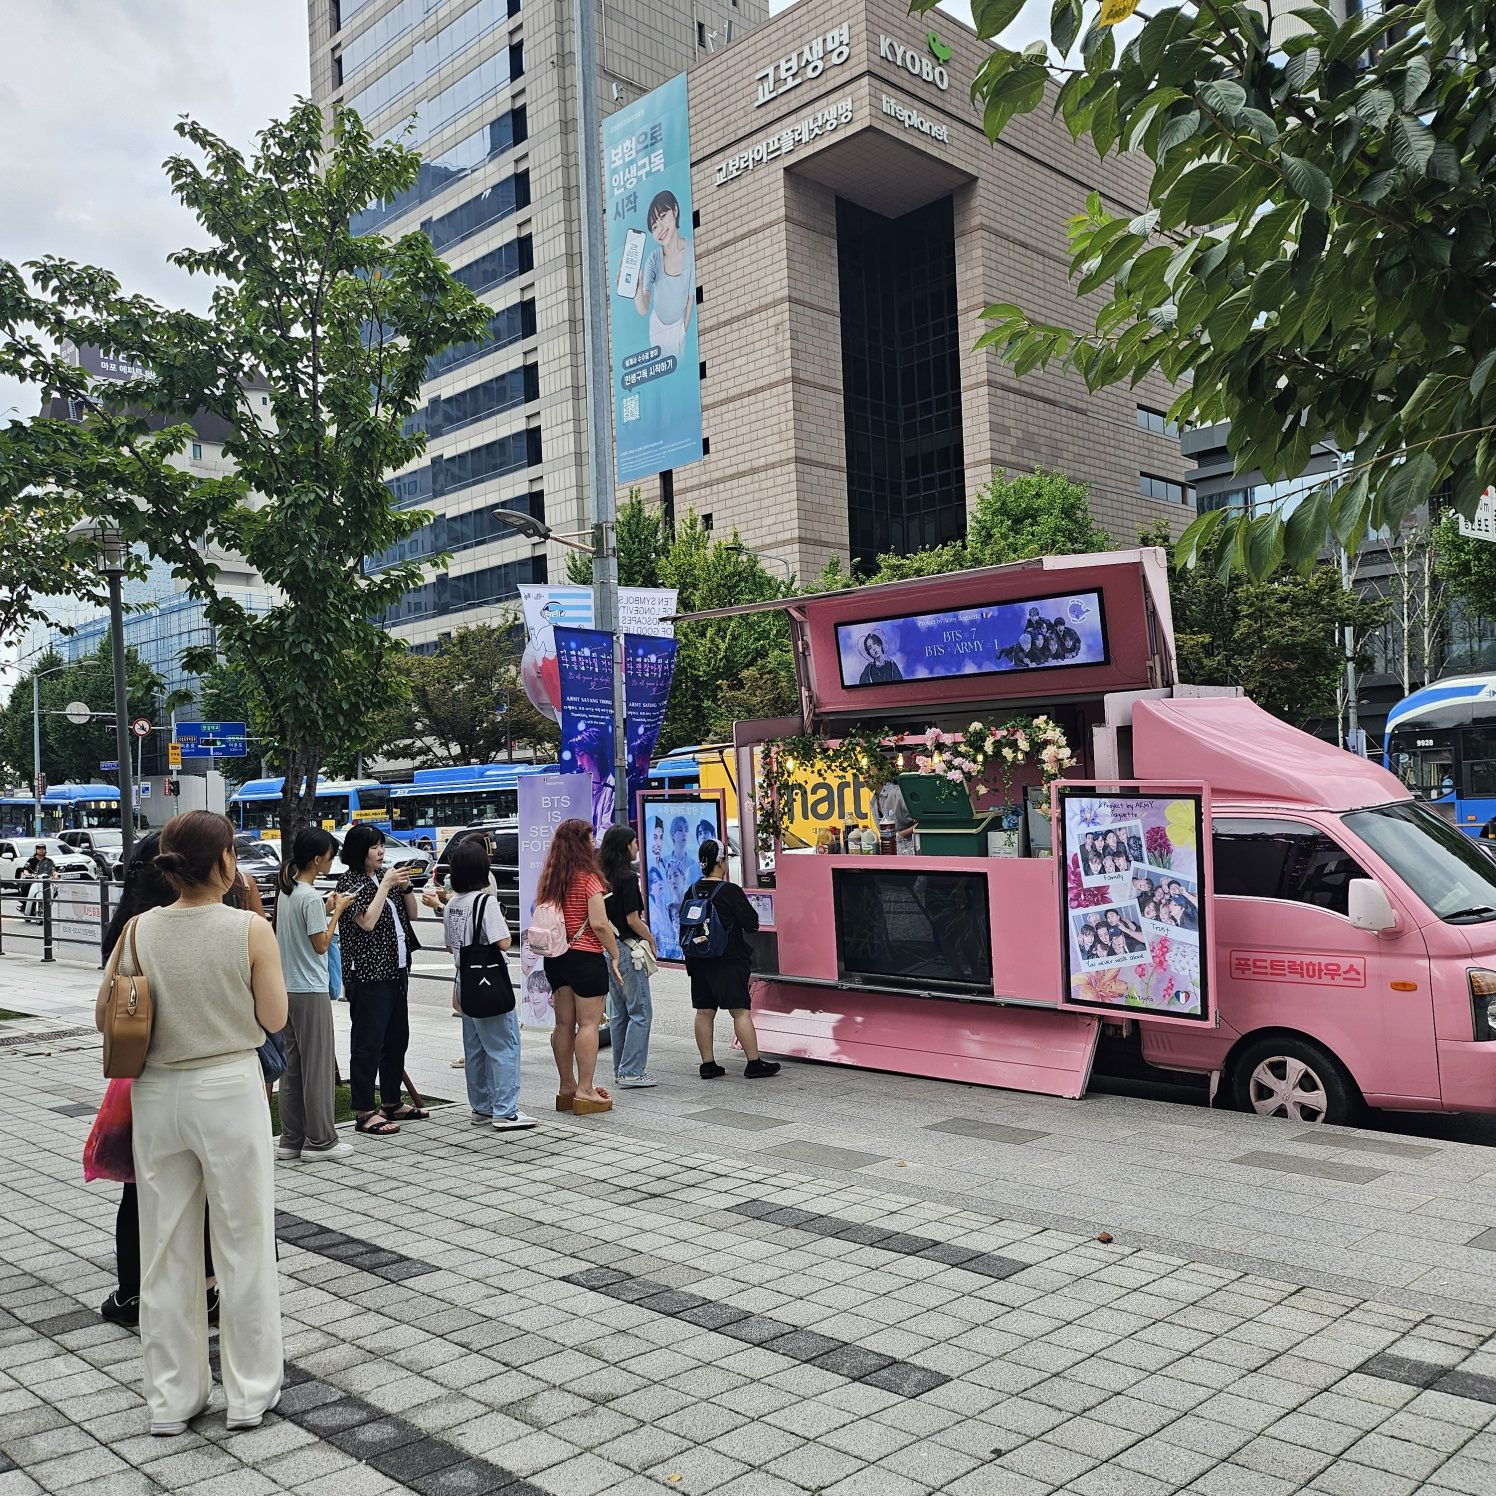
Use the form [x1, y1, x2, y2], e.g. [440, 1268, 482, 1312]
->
[605, 72, 703, 483]
[554, 627, 617, 836]
[624, 633, 678, 817]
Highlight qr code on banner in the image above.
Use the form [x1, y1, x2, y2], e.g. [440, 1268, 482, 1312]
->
[621, 394, 640, 425]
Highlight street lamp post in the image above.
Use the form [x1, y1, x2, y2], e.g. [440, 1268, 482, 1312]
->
[68, 522, 136, 862]
[726, 543, 794, 583]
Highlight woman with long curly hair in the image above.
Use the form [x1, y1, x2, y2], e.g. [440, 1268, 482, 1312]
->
[534, 819, 622, 1115]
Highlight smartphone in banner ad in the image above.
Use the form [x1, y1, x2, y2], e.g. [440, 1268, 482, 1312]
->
[1057, 789, 1210, 1022]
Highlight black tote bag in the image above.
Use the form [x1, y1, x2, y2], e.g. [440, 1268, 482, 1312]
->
[457, 894, 517, 1018]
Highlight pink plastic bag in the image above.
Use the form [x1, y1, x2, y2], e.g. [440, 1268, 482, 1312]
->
[83, 1077, 135, 1183]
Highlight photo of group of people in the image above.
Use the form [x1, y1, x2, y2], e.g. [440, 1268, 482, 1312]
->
[640, 795, 726, 962]
[1076, 822, 1144, 883]
[1060, 791, 1209, 1021]
[1071, 904, 1148, 968]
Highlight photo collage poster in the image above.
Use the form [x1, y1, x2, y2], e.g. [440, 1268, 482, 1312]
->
[1060, 791, 1209, 1021]
[638, 792, 726, 962]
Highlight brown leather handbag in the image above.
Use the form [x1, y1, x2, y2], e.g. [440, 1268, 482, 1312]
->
[102, 917, 153, 1078]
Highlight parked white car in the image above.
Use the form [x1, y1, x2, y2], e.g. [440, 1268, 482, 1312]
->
[329, 826, 433, 887]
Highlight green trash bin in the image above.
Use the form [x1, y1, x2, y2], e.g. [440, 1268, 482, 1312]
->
[899, 773, 1003, 857]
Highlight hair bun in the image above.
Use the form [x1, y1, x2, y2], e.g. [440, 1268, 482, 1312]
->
[153, 851, 189, 874]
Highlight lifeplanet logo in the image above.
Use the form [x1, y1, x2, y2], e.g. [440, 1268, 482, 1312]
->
[878, 33, 951, 91]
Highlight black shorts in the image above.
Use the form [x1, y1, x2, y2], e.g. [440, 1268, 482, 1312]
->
[544, 949, 609, 1000]
[688, 960, 753, 1011]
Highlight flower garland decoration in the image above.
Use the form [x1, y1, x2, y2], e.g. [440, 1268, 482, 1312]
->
[914, 715, 1074, 802]
[754, 725, 899, 851]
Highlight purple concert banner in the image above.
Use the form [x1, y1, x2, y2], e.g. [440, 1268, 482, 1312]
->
[836, 589, 1108, 688]
[554, 626, 617, 836]
[624, 633, 678, 819]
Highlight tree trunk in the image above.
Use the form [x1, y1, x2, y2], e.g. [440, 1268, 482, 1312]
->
[278, 740, 324, 849]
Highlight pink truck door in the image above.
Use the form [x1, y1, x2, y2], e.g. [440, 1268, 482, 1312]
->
[1205, 815, 1438, 1108]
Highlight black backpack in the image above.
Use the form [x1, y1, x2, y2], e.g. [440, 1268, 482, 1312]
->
[679, 881, 731, 959]
[457, 894, 516, 1018]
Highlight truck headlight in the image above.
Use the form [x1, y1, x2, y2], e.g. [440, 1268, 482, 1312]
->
[1472, 970, 1496, 1042]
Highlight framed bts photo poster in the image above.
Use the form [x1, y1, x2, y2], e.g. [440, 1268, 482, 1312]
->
[1055, 783, 1215, 1028]
[636, 789, 728, 964]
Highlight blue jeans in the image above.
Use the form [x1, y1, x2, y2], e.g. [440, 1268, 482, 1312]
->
[461, 1009, 521, 1118]
[608, 950, 653, 1078]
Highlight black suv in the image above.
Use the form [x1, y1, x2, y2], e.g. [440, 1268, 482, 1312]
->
[433, 821, 521, 914]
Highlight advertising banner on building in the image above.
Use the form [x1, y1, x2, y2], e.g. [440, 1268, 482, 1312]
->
[554, 627, 619, 836]
[623, 633, 678, 816]
[517, 773, 592, 1027]
[517, 584, 676, 722]
[605, 71, 703, 483]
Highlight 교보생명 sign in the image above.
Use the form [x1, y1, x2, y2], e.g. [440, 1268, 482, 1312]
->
[754, 22, 852, 107]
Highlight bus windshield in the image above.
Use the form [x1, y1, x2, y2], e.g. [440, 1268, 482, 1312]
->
[1344, 802, 1496, 923]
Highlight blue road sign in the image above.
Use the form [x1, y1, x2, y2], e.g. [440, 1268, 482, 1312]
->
[100, 760, 119, 772]
[174, 720, 248, 756]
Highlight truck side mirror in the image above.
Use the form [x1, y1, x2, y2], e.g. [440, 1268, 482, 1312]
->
[1347, 878, 1399, 934]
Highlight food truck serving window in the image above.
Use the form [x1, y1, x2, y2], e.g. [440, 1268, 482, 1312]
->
[833, 868, 993, 992]
[835, 590, 1108, 689]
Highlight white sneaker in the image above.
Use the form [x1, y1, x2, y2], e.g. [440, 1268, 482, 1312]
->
[492, 1112, 537, 1130]
[470, 1112, 494, 1126]
[449, 1057, 466, 1068]
[617, 1075, 658, 1088]
[227, 1387, 281, 1431]
[300, 1142, 354, 1162]
[276, 1146, 301, 1162]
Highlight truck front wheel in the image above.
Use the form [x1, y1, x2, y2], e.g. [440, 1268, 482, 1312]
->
[1229, 1036, 1359, 1126]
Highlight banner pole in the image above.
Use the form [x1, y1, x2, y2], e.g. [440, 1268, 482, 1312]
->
[571, 0, 628, 827]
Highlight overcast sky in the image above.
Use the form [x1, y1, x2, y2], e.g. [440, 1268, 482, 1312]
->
[0, 0, 1038, 423]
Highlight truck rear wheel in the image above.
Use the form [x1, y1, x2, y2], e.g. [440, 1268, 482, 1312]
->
[1229, 1036, 1358, 1126]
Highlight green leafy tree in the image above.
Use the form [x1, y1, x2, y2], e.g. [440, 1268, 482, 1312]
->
[938, 0, 1496, 577]
[1433, 516, 1496, 625]
[865, 469, 1112, 581]
[373, 622, 560, 768]
[1, 103, 489, 840]
[1, 644, 163, 786]
[1141, 521, 1387, 725]
[0, 428, 149, 650]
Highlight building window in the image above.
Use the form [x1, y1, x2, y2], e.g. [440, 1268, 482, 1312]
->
[330, 0, 341, 34]
[1140, 472, 1190, 505]
[423, 169, 530, 255]
[405, 361, 539, 440]
[332, 51, 343, 87]
[451, 234, 534, 297]
[660, 469, 675, 527]
[699, 361, 707, 381]
[697, 21, 707, 47]
[190, 442, 203, 461]
[837, 196, 966, 572]
[1136, 405, 1181, 439]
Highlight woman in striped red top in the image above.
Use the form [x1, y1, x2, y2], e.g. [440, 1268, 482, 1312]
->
[536, 819, 623, 1115]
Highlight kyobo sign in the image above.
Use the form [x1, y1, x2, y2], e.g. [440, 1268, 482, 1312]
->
[879, 33, 950, 92]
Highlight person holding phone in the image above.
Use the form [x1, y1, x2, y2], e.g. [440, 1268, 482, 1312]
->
[335, 826, 424, 1136]
[633, 189, 695, 358]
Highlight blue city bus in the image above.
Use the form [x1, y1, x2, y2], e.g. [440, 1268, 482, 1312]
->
[388, 763, 556, 845]
[229, 778, 391, 838]
[1384, 674, 1496, 838]
[41, 783, 121, 833]
[0, 794, 37, 838]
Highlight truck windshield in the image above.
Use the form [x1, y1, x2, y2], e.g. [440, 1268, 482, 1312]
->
[1343, 802, 1496, 923]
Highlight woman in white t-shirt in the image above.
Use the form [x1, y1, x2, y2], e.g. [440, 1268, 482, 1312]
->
[442, 838, 533, 1131]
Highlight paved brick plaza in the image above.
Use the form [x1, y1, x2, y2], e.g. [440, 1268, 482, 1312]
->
[2, 967, 1496, 1495]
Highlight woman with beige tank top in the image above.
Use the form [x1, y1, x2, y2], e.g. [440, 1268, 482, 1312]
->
[96, 811, 288, 1437]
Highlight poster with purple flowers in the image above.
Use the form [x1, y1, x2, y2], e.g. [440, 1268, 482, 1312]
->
[1057, 786, 1212, 1025]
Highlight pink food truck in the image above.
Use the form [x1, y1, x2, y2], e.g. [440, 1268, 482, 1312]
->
[687, 549, 1496, 1127]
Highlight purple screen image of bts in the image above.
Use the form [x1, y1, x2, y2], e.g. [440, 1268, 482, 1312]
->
[857, 632, 904, 685]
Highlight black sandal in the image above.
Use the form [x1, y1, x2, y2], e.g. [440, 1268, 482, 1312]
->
[356, 1112, 401, 1135]
[382, 1104, 429, 1121]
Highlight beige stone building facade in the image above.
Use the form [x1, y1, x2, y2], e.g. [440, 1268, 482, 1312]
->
[308, 0, 1188, 642]
[641, 0, 1192, 577]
